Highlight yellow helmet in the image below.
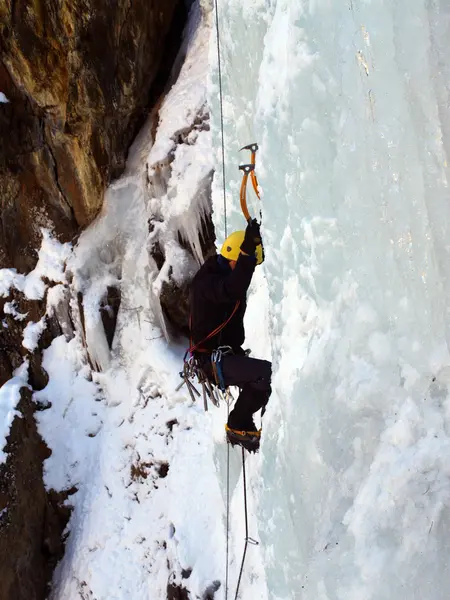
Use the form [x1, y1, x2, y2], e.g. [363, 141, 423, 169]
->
[220, 231, 264, 265]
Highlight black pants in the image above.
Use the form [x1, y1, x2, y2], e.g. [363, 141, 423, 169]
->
[214, 355, 272, 431]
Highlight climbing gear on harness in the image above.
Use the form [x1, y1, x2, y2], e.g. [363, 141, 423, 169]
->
[175, 356, 236, 412]
[211, 346, 233, 392]
[220, 231, 245, 261]
[225, 424, 261, 453]
[178, 312, 239, 412]
[175, 355, 220, 411]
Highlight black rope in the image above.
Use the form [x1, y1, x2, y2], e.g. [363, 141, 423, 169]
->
[215, 0, 230, 595]
[234, 448, 258, 599]
[234, 449, 247, 599]
[225, 400, 230, 599]
[214, 0, 228, 238]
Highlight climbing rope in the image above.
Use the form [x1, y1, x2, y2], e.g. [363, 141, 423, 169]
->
[213, 4, 261, 596]
[234, 448, 259, 599]
[213, 1, 231, 595]
[214, 0, 228, 238]
[225, 396, 231, 600]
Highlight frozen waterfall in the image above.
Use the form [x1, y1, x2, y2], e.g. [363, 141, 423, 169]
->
[211, 1, 450, 599]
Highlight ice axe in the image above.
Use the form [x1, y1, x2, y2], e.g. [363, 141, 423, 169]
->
[239, 143, 261, 224]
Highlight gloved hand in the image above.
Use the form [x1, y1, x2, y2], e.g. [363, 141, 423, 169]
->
[240, 218, 262, 256]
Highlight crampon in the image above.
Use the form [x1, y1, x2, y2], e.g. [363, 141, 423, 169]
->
[225, 424, 261, 453]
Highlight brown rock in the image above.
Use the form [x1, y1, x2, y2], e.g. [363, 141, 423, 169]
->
[0, 388, 72, 600]
[167, 582, 190, 600]
[0, 0, 185, 271]
[0, 289, 50, 388]
[100, 285, 121, 349]
[0, 2, 192, 596]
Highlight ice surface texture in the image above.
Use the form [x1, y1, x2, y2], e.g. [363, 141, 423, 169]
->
[210, 0, 450, 599]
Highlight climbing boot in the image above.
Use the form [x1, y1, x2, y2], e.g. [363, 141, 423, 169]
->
[225, 425, 261, 453]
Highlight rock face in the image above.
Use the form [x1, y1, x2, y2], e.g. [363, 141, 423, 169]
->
[0, 1, 190, 598]
[0, 0, 185, 272]
[0, 388, 72, 600]
[0, 288, 75, 600]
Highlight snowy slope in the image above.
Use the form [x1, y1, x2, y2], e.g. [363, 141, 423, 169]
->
[0, 230, 72, 462]
[211, 1, 450, 599]
[33, 4, 231, 599]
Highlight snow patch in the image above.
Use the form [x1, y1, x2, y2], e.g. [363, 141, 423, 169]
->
[3, 301, 28, 321]
[0, 229, 72, 299]
[0, 361, 30, 464]
[34, 335, 101, 490]
[22, 318, 46, 351]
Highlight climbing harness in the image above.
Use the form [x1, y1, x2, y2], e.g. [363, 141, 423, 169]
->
[175, 355, 221, 410]
[177, 302, 240, 411]
[187, 301, 240, 358]
[239, 143, 262, 224]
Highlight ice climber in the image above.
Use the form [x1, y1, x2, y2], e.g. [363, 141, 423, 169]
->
[189, 218, 272, 452]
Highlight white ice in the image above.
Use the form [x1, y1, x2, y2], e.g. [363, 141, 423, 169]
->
[210, 0, 450, 599]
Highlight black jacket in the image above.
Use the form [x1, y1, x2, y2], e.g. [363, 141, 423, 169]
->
[189, 253, 256, 355]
